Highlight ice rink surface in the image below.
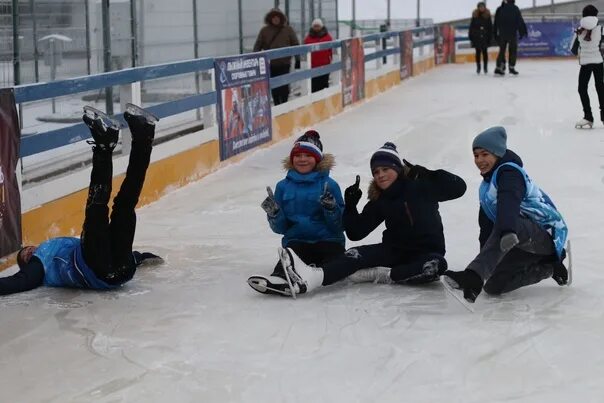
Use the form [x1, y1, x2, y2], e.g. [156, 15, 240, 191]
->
[2, 60, 604, 402]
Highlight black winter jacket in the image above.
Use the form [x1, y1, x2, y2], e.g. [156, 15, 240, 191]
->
[469, 8, 493, 49]
[494, 2, 527, 40]
[344, 168, 467, 256]
[478, 150, 526, 247]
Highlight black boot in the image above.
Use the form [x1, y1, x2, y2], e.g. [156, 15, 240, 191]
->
[83, 113, 119, 152]
[124, 111, 156, 146]
[442, 269, 483, 303]
[476, 64, 481, 75]
[483, 62, 488, 74]
[509, 66, 519, 75]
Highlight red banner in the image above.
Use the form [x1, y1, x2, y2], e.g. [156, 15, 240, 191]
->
[0, 89, 22, 257]
[435, 24, 456, 65]
[341, 38, 366, 107]
[400, 30, 414, 80]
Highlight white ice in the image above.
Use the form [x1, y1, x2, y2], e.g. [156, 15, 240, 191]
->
[1, 60, 604, 402]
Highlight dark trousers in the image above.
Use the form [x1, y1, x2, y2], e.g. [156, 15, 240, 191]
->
[270, 64, 291, 105]
[467, 217, 556, 295]
[497, 37, 518, 69]
[321, 243, 447, 286]
[272, 241, 344, 277]
[81, 131, 153, 285]
[475, 47, 488, 71]
[311, 74, 330, 93]
[578, 63, 604, 122]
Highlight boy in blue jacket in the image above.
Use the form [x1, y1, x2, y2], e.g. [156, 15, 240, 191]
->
[442, 126, 570, 304]
[248, 130, 345, 295]
[0, 107, 162, 296]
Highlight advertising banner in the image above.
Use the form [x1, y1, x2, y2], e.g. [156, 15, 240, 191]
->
[400, 30, 414, 80]
[518, 22, 575, 57]
[341, 38, 366, 107]
[0, 89, 22, 257]
[214, 54, 272, 161]
[435, 24, 456, 65]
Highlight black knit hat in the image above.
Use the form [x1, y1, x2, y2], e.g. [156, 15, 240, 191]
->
[583, 5, 598, 17]
[290, 129, 323, 163]
[370, 142, 403, 173]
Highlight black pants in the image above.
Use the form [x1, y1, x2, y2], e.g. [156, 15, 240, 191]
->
[475, 47, 488, 71]
[578, 63, 604, 122]
[81, 129, 153, 285]
[321, 243, 447, 286]
[497, 37, 518, 69]
[311, 74, 330, 93]
[467, 217, 556, 295]
[270, 64, 291, 105]
[272, 241, 344, 277]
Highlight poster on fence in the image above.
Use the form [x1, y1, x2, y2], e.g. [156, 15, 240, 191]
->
[214, 54, 272, 161]
[435, 24, 456, 65]
[399, 30, 414, 80]
[0, 89, 22, 258]
[518, 22, 575, 57]
[341, 38, 365, 107]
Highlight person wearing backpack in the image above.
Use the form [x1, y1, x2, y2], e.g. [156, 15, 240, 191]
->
[571, 5, 604, 129]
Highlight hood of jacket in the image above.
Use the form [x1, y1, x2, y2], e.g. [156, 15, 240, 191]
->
[308, 27, 329, 38]
[472, 8, 491, 19]
[264, 8, 288, 27]
[282, 152, 335, 173]
[581, 16, 599, 30]
[482, 149, 523, 182]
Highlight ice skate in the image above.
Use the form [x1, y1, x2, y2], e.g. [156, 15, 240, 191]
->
[441, 269, 483, 305]
[278, 247, 324, 298]
[82, 106, 120, 152]
[402, 259, 441, 285]
[552, 240, 573, 286]
[124, 103, 159, 144]
[348, 267, 393, 284]
[494, 67, 505, 76]
[509, 67, 519, 75]
[247, 274, 297, 296]
[575, 118, 593, 129]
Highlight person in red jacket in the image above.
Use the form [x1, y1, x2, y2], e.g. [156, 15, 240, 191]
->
[304, 19, 334, 93]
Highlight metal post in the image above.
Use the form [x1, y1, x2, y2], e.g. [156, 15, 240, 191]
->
[302, 0, 306, 37]
[30, 0, 39, 82]
[310, 0, 314, 22]
[102, 0, 113, 114]
[551, 0, 555, 14]
[130, 0, 138, 67]
[12, 0, 20, 85]
[50, 39, 56, 113]
[237, 0, 243, 53]
[193, 0, 201, 120]
[387, 0, 391, 25]
[416, 0, 420, 27]
[285, 0, 289, 20]
[351, 0, 356, 37]
[532, 0, 536, 7]
[85, 0, 91, 74]
[335, 0, 339, 39]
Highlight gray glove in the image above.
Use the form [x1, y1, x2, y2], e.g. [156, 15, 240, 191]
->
[319, 183, 337, 210]
[500, 232, 519, 253]
[261, 186, 280, 217]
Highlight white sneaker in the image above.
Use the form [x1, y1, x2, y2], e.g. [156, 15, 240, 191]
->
[348, 267, 393, 284]
[278, 247, 324, 298]
[247, 275, 298, 296]
[575, 118, 593, 129]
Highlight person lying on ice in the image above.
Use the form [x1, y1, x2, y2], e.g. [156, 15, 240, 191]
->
[0, 107, 162, 296]
[442, 126, 571, 304]
[247, 130, 345, 296]
[275, 142, 467, 298]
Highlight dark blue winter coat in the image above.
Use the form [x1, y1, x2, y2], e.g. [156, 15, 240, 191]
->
[478, 150, 526, 247]
[33, 237, 116, 289]
[268, 154, 345, 247]
[494, 2, 527, 40]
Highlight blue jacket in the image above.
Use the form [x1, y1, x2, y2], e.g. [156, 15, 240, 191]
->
[268, 154, 345, 247]
[34, 237, 116, 290]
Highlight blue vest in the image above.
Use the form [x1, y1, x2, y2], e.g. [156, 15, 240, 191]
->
[33, 237, 116, 290]
[479, 162, 568, 259]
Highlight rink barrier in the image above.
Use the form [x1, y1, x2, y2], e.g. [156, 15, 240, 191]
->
[1, 26, 439, 269]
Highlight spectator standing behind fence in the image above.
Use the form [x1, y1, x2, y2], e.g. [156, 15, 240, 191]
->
[469, 2, 493, 75]
[571, 5, 604, 129]
[494, 0, 527, 76]
[254, 8, 301, 105]
[304, 19, 334, 93]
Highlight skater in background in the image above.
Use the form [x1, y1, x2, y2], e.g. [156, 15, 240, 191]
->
[571, 5, 604, 129]
[442, 127, 570, 304]
[1, 107, 162, 296]
[253, 8, 301, 105]
[247, 130, 345, 296]
[469, 2, 493, 75]
[494, 0, 527, 75]
[275, 142, 467, 298]
[304, 18, 334, 93]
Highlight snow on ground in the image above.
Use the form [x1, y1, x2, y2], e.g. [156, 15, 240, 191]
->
[1, 59, 603, 403]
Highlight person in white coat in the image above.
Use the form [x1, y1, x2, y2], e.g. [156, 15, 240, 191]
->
[571, 5, 604, 129]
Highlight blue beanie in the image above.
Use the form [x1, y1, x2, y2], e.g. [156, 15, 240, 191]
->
[472, 126, 507, 157]
[370, 142, 403, 172]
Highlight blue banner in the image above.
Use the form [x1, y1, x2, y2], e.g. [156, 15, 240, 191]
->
[214, 55, 272, 161]
[518, 21, 576, 57]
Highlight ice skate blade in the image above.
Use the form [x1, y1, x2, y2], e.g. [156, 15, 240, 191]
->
[440, 277, 475, 313]
[125, 103, 159, 123]
[83, 105, 121, 130]
[247, 276, 293, 297]
[575, 123, 593, 129]
[566, 240, 573, 287]
[278, 248, 297, 299]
